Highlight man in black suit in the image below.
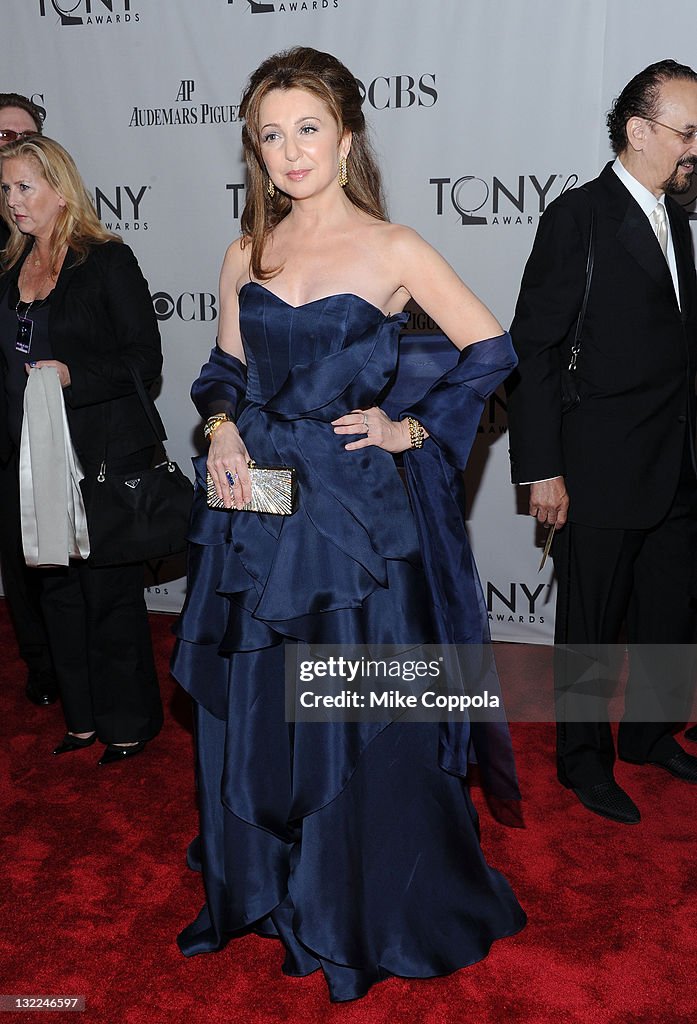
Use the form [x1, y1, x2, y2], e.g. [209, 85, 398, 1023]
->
[507, 60, 697, 823]
[0, 93, 57, 706]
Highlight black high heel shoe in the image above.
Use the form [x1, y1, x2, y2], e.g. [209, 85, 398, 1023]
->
[53, 732, 97, 755]
[97, 740, 147, 766]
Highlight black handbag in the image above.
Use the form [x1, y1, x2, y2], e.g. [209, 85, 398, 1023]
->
[561, 197, 595, 413]
[81, 367, 193, 567]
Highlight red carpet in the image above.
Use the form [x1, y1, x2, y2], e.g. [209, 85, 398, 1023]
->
[1, 598, 695, 1023]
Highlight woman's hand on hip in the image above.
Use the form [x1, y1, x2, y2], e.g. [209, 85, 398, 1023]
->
[332, 407, 413, 454]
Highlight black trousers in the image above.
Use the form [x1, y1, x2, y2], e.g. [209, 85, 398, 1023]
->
[553, 461, 697, 788]
[39, 449, 163, 743]
[0, 452, 54, 678]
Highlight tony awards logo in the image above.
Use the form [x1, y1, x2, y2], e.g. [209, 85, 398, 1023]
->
[431, 174, 579, 226]
[38, 1, 139, 26]
[227, 0, 340, 14]
[95, 184, 150, 231]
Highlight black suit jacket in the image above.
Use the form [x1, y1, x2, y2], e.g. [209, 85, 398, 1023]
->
[507, 162, 697, 530]
[0, 240, 162, 465]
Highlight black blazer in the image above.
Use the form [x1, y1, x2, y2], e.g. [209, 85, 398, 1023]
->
[0, 240, 162, 465]
[506, 162, 697, 530]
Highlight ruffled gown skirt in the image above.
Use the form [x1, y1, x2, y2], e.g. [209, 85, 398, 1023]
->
[178, 642, 525, 1002]
[173, 289, 525, 1001]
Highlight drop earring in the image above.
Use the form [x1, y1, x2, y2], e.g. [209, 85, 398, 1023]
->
[267, 177, 276, 198]
[338, 155, 348, 187]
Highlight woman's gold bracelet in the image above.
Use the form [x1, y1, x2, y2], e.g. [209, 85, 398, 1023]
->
[203, 412, 232, 441]
[407, 416, 425, 449]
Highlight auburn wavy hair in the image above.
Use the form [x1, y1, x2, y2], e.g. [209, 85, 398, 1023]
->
[239, 46, 387, 280]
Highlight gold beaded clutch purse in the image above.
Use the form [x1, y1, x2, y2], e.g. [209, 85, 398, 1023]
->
[206, 460, 297, 515]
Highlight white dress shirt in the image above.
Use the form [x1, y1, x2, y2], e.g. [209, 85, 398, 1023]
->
[613, 156, 681, 308]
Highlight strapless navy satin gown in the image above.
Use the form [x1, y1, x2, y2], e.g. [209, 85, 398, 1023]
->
[172, 283, 526, 1002]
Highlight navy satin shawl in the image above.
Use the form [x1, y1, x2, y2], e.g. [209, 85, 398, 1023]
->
[399, 336, 521, 804]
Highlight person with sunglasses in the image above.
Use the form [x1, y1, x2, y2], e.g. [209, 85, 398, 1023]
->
[0, 92, 58, 709]
[0, 94, 42, 149]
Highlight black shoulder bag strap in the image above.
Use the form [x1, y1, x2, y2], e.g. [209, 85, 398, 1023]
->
[97, 366, 171, 480]
[126, 364, 170, 458]
[568, 195, 596, 372]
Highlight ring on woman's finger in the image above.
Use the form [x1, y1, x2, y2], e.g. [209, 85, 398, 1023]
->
[363, 414, 369, 428]
[226, 470, 238, 486]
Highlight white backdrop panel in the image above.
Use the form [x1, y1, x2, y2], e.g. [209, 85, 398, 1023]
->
[2, 2, 696, 642]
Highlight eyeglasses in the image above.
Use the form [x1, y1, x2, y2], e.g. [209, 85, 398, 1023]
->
[646, 118, 697, 144]
[0, 130, 36, 142]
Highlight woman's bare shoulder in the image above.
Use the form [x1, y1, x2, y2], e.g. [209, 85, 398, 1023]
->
[360, 219, 428, 257]
[220, 235, 251, 292]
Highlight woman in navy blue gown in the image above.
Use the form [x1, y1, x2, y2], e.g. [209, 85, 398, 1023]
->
[172, 46, 526, 1002]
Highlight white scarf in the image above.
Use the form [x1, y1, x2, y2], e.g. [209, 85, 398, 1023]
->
[19, 366, 90, 567]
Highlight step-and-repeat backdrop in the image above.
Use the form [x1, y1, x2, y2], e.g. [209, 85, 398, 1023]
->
[3, 1, 697, 642]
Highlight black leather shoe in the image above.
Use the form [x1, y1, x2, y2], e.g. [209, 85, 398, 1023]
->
[26, 670, 59, 706]
[98, 740, 147, 766]
[570, 781, 641, 824]
[685, 724, 697, 743]
[645, 748, 697, 783]
[53, 732, 97, 755]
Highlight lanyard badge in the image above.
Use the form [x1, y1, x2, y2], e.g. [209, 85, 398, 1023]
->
[16, 315, 34, 355]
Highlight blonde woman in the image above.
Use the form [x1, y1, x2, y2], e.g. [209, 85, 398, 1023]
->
[0, 136, 162, 764]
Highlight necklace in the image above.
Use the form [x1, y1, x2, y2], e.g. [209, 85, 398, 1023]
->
[20, 246, 53, 299]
